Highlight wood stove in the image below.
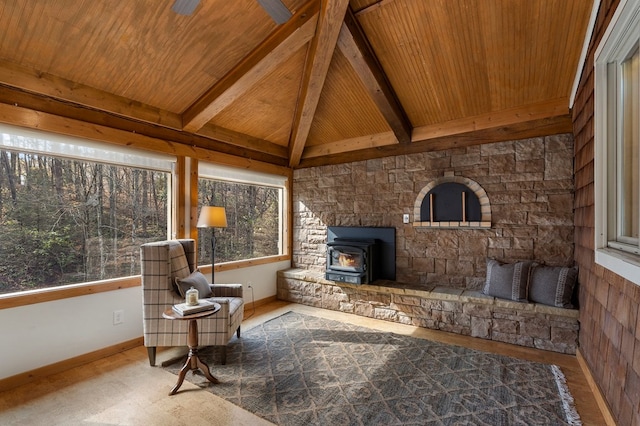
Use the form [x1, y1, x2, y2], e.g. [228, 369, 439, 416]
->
[325, 226, 396, 285]
[326, 238, 379, 284]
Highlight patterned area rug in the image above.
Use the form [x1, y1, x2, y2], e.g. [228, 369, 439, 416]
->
[165, 311, 581, 425]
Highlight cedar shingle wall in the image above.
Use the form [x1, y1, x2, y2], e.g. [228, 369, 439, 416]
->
[572, 0, 640, 424]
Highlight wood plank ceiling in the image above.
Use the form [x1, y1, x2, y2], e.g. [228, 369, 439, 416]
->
[0, 0, 593, 168]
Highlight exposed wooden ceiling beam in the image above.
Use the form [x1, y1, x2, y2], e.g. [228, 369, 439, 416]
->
[353, 0, 397, 16]
[0, 85, 289, 166]
[302, 131, 396, 158]
[181, 0, 320, 133]
[288, 0, 351, 167]
[411, 98, 570, 143]
[197, 123, 288, 158]
[337, 8, 411, 144]
[297, 114, 573, 168]
[299, 98, 571, 165]
[0, 57, 292, 163]
[0, 62, 290, 161]
[0, 101, 290, 177]
[0, 5, 316, 162]
[0, 61, 183, 130]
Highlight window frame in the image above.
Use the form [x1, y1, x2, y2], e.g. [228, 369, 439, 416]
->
[0, 124, 177, 298]
[594, 0, 640, 285]
[196, 161, 289, 267]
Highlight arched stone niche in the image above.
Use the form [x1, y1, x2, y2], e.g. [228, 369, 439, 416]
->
[413, 172, 491, 228]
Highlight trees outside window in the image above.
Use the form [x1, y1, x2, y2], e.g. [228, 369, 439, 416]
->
[0, 144, 170, 295]
[0, 126, 286, 295]
[197, 178, 282, 266]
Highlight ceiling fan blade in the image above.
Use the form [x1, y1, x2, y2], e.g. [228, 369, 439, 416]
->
[172, 0, 200, 15]
[257, 0, 292, 24]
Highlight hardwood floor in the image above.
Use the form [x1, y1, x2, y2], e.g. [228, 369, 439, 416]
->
[0, 301, 607, 425]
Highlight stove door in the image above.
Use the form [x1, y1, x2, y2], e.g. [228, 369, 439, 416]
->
[327, 245, 367, 273]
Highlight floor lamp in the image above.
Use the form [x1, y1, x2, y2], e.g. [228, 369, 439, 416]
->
[196, 206, 227, 283]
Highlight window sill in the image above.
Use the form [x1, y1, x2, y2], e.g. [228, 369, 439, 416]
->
[0, 277, 140, 310]
[595, 248, 640, 286]
[1, 254, 291, 310]
[197, 254, 290, 273]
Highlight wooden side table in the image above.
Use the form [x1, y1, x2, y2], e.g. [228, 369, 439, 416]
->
[162, 303, 221, 395]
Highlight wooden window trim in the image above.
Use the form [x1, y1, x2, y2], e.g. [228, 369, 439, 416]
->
[0, 254, 290, 310]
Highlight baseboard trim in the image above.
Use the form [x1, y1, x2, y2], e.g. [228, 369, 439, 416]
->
[576, 348, 616, 426]
[0, 337, 143, 393]
[0, 296, 276, 393]
[244, 295, 277, 313]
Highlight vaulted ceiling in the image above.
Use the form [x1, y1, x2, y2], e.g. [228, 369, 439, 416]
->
[0, 0, 593, 169]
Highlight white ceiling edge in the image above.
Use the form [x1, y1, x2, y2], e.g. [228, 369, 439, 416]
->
[570, 0, 602, 108]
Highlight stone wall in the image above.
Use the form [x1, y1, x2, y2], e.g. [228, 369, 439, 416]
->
[293, 135, 575, 291]
[278, 269, 579, 354]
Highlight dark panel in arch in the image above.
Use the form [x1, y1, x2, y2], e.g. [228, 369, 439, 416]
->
[420, 182, 481, 222]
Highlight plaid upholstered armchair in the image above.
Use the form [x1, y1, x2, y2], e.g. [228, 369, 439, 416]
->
[140, 239, 244, 366]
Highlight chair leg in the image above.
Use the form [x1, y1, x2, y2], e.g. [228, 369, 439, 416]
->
[147, 347, 156, 366]
[236, 326, 241, 338]
[220, 346, 227, 365]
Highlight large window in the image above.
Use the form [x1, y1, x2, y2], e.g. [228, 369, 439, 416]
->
[0, 125, 173, 294]
[617, 47, 639, 249]
[197, 162, 285, 266]
[594, 0, 640, 285]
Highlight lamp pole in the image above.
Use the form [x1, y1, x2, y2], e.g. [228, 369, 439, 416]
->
[196, 206, 227, 284]
[210, 228, 216, 283]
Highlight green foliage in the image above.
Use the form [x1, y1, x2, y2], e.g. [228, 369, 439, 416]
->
[0, 223, 80, 291]
[198, 179, 281, 265]
[0, 144, 280, 294]
[0, 148, 169, 295]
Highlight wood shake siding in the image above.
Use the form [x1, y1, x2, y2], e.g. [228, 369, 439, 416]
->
[571, 0, 640, 424]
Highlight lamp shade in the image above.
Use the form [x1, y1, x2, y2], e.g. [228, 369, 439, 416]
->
[196, 206, 227, 228]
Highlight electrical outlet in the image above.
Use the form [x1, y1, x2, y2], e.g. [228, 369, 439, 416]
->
[247, 281, 253, 288]
[113, 310, 124, 325]
[403, 214, 410, 224]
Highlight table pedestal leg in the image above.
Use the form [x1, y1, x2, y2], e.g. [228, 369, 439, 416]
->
[169, 318, 219, 396]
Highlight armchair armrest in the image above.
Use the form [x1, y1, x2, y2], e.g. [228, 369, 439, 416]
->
[211, 283, 243, 298]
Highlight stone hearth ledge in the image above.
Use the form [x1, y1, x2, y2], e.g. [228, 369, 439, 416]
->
[277, 268, 579, 354]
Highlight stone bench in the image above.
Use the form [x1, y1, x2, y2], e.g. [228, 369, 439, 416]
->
[277, 268, 579, 354]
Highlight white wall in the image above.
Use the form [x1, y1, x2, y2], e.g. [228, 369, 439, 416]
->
[0, 260, 289, 380]
[215, 259, 290, 304]
[0, 287, 143, 380]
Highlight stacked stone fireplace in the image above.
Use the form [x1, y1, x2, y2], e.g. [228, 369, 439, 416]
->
[284, 135, 579, 354]
[293, 135, 575, 291]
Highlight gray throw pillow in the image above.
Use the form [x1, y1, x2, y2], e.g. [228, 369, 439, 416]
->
[175, 270, 213, 299]
[482, 259, 532, 302]
[529, 265, 577, 308]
